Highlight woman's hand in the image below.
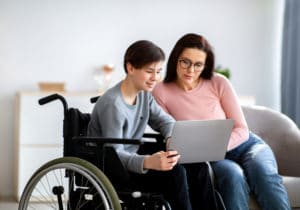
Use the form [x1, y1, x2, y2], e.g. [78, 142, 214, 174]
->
[143, 150, 180, 171]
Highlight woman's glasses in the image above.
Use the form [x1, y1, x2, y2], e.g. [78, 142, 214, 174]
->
[178, 58, 205, 72]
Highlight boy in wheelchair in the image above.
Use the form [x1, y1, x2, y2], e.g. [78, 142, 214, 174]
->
[87, 40, 195, 210]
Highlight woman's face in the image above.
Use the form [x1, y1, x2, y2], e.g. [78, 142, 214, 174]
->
[176, 48, 207, 90]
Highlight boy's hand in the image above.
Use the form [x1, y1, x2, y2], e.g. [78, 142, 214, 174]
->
[165, 137, 171, 151]
[143, 150, 180, 171]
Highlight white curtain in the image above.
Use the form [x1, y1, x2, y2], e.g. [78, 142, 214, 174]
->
[281, 0, 300, 127]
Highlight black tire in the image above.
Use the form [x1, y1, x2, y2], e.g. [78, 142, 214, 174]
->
[18, 157, 121, 210]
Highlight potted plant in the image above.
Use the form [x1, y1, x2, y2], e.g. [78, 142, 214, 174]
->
[214, 66, 231, 79]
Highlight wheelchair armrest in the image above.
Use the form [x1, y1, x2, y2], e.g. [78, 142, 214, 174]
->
[71, 136, 137, 186]
[72, 136, 143, 145]
[143, 133, 162, 138]
[143, 133, 165, 143]
[73, 134, 163, 145]
[139, 133, 166, 154]
[71, 137, 143, 164]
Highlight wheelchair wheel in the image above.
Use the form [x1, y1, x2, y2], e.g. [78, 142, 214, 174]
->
[18, 157, 121, 210]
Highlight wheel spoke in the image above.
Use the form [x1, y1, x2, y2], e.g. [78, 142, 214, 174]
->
[19, 157, 121, 210]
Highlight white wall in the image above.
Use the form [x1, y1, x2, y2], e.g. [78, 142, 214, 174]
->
[0, 0, 284, 198]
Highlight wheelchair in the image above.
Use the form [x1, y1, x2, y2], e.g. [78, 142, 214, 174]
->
[18, 93, 172, 210]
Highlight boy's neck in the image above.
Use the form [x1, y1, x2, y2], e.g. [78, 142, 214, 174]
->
[121, 79, 139, 105]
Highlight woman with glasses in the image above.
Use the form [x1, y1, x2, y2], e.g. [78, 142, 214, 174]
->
[152, 33, 291, 210]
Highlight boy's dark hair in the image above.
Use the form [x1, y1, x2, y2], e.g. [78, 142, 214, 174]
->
[164, 33, 215, 82]
[123, 40, 165, 73]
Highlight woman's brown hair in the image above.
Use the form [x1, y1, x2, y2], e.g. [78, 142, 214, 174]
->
[164, 33, 215, 82]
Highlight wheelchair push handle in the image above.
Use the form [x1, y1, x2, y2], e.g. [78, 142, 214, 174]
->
[90, 96, 100, 104]
[38, 93, 68, 113]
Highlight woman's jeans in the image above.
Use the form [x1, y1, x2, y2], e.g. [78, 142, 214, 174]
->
[212, 132, 291, 210]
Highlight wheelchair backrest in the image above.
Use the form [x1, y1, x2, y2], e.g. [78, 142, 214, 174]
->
[63, 108, 91, 157]
[63, 107, 131, 188]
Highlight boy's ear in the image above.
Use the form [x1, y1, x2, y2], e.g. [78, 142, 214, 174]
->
[126, 63, 134, 74]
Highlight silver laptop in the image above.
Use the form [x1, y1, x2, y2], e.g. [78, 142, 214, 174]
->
[168, 119, 234, 163]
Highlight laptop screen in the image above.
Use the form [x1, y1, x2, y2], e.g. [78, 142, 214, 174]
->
[168, 119, 234, 163]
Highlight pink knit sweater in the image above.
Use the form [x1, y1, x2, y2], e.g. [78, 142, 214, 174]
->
[152, 74, 249, 150]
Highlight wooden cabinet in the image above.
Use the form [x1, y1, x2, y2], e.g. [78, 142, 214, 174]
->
[14, 91, 97, 201]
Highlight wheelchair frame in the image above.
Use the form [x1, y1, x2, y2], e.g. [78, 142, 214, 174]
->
[18, 93, 171, 210]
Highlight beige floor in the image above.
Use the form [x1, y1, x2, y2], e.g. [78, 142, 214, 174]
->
[0, 200, 18, 210]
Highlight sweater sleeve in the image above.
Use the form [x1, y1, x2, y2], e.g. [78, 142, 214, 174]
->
[88, 97, 148, 174]
[148, 93, 175, 138]
[216, 76, 249, 150]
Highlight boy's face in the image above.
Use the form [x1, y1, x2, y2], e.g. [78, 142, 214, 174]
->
[127, 61, 163, 92]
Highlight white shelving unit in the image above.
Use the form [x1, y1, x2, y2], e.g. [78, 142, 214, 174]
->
[239, 95, 256, 106]
[14, 91, 98, 201]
